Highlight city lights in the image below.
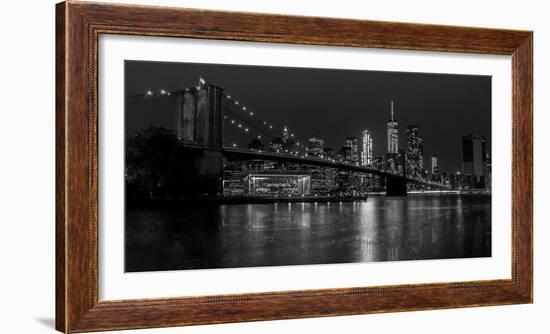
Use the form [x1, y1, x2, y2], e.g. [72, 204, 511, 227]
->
[145, 79, 465, 194]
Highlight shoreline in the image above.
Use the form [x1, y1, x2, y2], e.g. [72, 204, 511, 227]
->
[127, 191, 490, 209]
[127, 195, 368, 208]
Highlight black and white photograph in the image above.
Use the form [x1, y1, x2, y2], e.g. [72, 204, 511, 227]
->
[124, 60, 492, 272]
[2, 0, 544, 333]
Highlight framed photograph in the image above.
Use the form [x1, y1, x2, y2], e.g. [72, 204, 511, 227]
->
[56, 1, 532, 332]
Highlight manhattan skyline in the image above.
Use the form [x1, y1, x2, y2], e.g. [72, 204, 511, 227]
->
[125, 60, 491, 175]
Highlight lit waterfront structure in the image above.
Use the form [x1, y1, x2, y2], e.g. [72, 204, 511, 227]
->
[222, 162, 246, 196]
[310, 167, 333, 194]
[306, 136, 324, 157]
[462, 133, 487, 188]
[387, 100, 399, 154]
[244, 171, 311, 196]
[361, 129, 373, 166]
[345, 136, 359, 163]
[406, 125, 424, 177]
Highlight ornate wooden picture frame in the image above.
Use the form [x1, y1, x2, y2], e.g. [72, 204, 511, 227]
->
[56, 1, 532, 332]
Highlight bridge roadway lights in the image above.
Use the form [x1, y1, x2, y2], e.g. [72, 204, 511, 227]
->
[386, 175, 407, 196]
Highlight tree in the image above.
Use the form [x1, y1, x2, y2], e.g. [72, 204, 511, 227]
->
[126, 127, 179, 200]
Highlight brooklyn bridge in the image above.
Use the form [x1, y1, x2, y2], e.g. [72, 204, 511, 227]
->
[129, 78, 450, 197]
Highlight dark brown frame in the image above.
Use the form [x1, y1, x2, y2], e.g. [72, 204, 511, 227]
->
[56, 1, 533, 332]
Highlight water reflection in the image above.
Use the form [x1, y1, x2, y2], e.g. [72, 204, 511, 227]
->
[125, 195, 491, 272]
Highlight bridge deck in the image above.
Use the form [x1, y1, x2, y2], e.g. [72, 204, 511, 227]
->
[176, 142, 448, 188]
[222, 146, 447, 188]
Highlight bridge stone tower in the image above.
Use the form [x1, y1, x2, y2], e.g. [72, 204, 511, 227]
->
[386, 150, 407, 196]
[176, 88, 198, 142]
[176, 79, 225, 196]
[386, 175, 407, 196]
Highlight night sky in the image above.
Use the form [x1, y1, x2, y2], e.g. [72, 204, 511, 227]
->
[125, 60, 491, 175]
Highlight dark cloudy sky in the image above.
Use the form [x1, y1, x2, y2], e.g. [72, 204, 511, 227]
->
[125, 60, 491, 175]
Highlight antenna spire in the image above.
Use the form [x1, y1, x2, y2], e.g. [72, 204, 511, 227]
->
[198, 76, 206, 88]
[391, 100, 395, 122]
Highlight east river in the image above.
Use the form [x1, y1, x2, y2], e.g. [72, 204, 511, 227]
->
[125, 194, 491, 272]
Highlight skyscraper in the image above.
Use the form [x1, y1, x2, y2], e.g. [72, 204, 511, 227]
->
[361, 129, 373, 166]
[306, 136, 324, 157]
[431, 155, 439, 175]
[462, 133, 487, 188]
[282, 126, 294, 152]
[345, 136, 359, 163]
[323, 147, 335, 159]
[406, 125, 424, 177]
[282, 126, 289, 143]
[387, 100, 398, 154]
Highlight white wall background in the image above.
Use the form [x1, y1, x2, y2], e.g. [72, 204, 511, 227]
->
[0, 0, 546, 333]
